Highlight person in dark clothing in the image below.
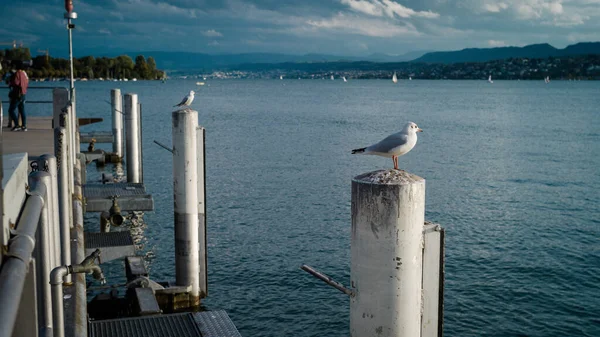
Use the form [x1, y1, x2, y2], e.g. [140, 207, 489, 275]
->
[8, 64, 29, 131]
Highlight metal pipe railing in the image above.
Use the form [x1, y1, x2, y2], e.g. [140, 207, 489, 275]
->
[0, 175, 46, 337]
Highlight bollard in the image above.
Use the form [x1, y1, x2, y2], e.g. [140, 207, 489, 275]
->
[29, 171, 54, 335]
[172, 108, 200, 305]
[111, 89, 124, 158]
[125, 93, 142, 183]
[350, 169, 425, 337]
[197, 126, 207, 297]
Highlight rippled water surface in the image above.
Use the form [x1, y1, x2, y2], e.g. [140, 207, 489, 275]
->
[21, 79, 600, 336]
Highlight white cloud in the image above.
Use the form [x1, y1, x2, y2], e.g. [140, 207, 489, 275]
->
[208, 40, 220, 46]
[340, 0, 439, 19]
[483, 2, 508, 12]
[202, 29, 223, 37]
[306, 13, 420, 37]
[488, 39, 507, 47]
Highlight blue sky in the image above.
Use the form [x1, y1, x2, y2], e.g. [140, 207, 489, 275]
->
[1, 0, 599, 57]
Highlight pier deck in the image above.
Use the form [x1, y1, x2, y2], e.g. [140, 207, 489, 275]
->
[2, 117, 55, 156]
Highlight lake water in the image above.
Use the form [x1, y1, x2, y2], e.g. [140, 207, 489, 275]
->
[16, 79, 600, 336]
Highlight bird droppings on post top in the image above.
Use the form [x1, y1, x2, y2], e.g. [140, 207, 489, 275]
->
[353, 169, 424, 185]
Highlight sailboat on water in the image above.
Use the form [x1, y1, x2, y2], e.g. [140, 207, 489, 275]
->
[342, 76, 347, 82]
[488, 75, 493, 84]
[544, 76, 550, 83]
[392, 72, 398, 83]
[409, 76, 412, 81]
[280, 75, 283, 80]
[331, 75, 334, 80]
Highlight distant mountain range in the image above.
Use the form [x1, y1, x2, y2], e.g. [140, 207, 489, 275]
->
[414, 42, 600, 63]
[115, 50, 431, 71]
[112, 42, 600, 71]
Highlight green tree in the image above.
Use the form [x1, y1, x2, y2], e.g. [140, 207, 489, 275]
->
[134, 55, 150, 79]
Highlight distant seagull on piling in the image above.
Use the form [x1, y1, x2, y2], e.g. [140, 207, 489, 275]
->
[352, 122, 423, 170]
[174, 90, 195, 107]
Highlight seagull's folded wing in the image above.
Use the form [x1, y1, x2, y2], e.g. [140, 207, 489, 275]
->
[367, 133, 408, 153]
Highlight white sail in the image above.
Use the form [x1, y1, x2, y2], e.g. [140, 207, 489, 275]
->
[409, 76, 412, 81]
[280, 75, 283, 80]
[331, 75, 334, 80]
[343, 76, 347, 82]
[488, 75, 493, 83]
[392, 72, 398, 83]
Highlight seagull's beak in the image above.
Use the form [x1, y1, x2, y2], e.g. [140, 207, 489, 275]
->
[417, 128, 423, 132]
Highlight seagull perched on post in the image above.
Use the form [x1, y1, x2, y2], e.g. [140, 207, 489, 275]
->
[174, 90, 195, 107]
[352, 122, 423, 170]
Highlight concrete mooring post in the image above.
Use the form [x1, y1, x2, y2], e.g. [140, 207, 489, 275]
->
[172, 108, 200, 306]
[350, 169, 425, 337]
[125, 93, 142, 183]
[111, 89, 124, 158]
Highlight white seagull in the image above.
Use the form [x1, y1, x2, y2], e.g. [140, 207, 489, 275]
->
[174, 90, 195, 107]
[352, 122, 423, 170]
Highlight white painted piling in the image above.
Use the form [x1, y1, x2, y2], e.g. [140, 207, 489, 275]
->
[29, 171, 54, 335]
[111, 89, 124, 157]
[125, 93, 142, 183]
[172, 108, 200, 304]
[350, 169, 425, 337]
[37, 155, 61, 269]
[196, 126, 207, 297]
[54, 127, 73, 283]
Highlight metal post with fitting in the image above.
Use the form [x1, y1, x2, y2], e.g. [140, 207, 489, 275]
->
[172, 108, 200, 307]
[51, 249, 106, 337]
[111, 88, 124, 158]
[125, 93, 142, 183]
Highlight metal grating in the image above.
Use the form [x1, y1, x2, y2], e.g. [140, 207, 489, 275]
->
[84, 183, 148, 197]
[83, 183, 154, 212]
[194, 310, 242, 337]
[89, 313, 202, 337]
[85, 232, 133, 248]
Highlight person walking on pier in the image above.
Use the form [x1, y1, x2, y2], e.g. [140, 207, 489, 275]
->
[8, 64, 29, 131]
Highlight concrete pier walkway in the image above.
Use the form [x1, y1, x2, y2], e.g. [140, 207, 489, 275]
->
[2, 117, 55, 156]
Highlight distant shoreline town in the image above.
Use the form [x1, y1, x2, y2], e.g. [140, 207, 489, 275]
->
[2, 46, 600, 81]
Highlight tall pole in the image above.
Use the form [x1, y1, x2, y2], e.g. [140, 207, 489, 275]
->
[64, 1, 76, 100]
[68, 19, 74, 98]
